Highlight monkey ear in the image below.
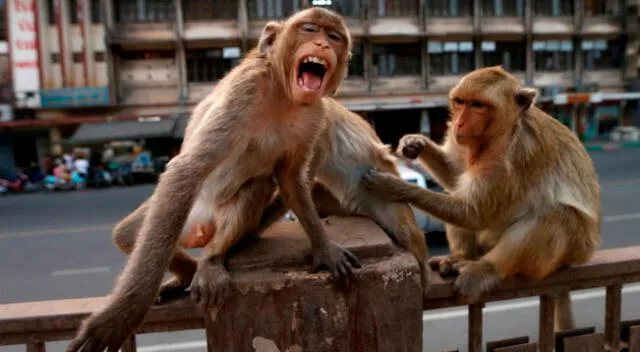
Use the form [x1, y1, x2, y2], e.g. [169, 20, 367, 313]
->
[515, 87, 538, 110]
[258, 21, 283, 56]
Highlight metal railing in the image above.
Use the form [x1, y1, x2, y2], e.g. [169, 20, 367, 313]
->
[1, 245, 639, 352]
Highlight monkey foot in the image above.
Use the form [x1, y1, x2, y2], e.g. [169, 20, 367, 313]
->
[427, 254, 469, 277]
[189, 259, 232, 310]
[155, 277, 192, 305]
[454, 260, 500, 301]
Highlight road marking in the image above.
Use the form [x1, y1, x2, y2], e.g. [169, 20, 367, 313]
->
[603, 212, 640, 223]
[423, 282, 640, 322]
[51, 266, 111, 277]
[0, 225, 113, 240]
[138, 341, 207, 352]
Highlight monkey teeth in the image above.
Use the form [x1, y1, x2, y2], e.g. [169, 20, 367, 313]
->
[303, 56, 328, 68]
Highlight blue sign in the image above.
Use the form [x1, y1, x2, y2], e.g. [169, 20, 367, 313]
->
[40, 86, 110, 108]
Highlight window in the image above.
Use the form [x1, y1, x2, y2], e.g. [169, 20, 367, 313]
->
[582, 39, 625, 70]
[428, 0, 473, 17]
[311, 0, 360, 17]
[115, 0, 175, 23]
[120, 50, 174, 60]
[371, 0, 418, 17]
[428, 41, 475, 76]
[533, 40, 573, 71]
[482, 0, 524, 16]
[584, 0, 621, 16]
[482, 41, 526, 72]
[347, 44, 364, 77]
[247, 0, 299, 19]
[372, 43, 421, 76]
[91, 0, 102, 23]
[0, 3, 5, 41]
[183, 0, 237, 20]
[534, 0, 573, 16]
[69, 0, 78, 23]
[46, 0, 55, 24]
[186, 47, 241, 82]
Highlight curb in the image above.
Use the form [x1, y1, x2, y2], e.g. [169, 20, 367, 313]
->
[584, 141, 640, 152]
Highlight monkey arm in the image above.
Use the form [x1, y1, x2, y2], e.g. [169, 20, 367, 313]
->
[417, 139, 460, 191]
[363, 170, 485, 231]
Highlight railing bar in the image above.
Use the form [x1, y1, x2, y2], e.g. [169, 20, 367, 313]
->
[539, 294, 555, 352]
[629, 325, 640, 352]
[605, 283, 623, 352]
[121, 334, 137, 352]
[468, 303, 484, 352]
[26, 340, 45, 352]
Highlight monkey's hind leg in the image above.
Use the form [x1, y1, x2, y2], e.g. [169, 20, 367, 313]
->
[112, 199, 198, 304]
[361, 199, 432, 294]
[428, 224, 481, 277]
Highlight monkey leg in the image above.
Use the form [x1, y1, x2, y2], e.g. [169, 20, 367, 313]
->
[428, 224, 481, 277]
[112, 199, 199, 304]
[359, 199, 432, 294]
[190, 178, 276, 310]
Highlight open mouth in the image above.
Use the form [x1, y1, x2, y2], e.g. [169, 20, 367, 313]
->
[297, 56, 328, 92]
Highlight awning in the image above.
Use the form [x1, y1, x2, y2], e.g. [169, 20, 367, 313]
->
[69, 118, 180, 144]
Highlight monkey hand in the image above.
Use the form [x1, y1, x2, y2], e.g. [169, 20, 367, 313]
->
[189, 256, 232, 310]
[66, 299, 148, 352]
[428, 254, 471, 277]
[361, 169, 410, 202]
[310, 241, 361, 287]
[397, 134, 429, 160]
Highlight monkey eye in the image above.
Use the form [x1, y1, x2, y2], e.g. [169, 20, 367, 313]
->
[452, 98, 464, 106]
[327, 31, 342, 41]
[471, 101, 485, 108]
[302, 23, 319, 33]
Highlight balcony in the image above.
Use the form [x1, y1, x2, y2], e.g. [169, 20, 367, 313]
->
[182, 0, 241, 41]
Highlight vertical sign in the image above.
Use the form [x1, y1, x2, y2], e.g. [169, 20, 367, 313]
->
[7, 0, 40, 107]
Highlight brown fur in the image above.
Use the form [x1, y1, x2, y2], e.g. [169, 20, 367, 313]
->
[362, 66, 601, 332]
[66, 8, 361, 351]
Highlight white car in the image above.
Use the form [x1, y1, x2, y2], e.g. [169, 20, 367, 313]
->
[284, 161, 446, 234]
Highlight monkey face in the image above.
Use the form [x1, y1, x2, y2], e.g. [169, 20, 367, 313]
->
[449, 96, 492, 145]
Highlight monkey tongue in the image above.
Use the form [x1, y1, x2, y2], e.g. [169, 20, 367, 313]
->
[299, 72, 323, 91]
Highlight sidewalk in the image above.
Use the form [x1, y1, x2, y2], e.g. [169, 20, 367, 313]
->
[584, 141, 640, 152]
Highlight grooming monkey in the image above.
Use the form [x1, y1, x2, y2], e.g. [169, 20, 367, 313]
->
[67, 8, 362, 351]
[362, 66, 601, 331]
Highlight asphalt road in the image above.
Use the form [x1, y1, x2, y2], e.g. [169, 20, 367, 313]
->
[1, 148, 640, 352]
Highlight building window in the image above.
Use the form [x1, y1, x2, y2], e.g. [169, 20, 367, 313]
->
[371, 0, 418, 17]
[584, 0, 621, 16]
[310, 0, 360, 17]
[482, 41, 526, 72]
[428, 41, 475, 76]
[186, 47, 241, 82]
[91, 0, 102, 22]
[582, 39, 625, 70]
[534, 0, 573, 16]
[69, 0, 78, 23]
[247, 0, 299, 19]
[347, 44, 364, 77]
[428, 0, 473, 16]
[183, 0, 238, 20]
[94, 51, 106, 62]
[533, 40, 573, 71]
[115, 0, 176, 23]
[0, 4, 5, 41]
[372, 43, 421, 76]
[482, 0, 524, 16]
[47, 0, 56, 24]
[120, 50, 175, 60]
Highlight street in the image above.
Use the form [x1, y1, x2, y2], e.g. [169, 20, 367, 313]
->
[1, 148, 640, 352]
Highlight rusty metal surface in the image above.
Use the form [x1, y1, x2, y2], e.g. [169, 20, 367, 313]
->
[629, 325, 640, 352]
[205, 251, 423, 352]
[555, 327, 597, 352]
[486, 336, 530, 352]
[424, 246, 640, 310]
[539, 295, 555, 352]
[605, 284, 622, 351]
[563, 332, 605, 352]
[494, 343, 538, 352]
[468, 304, 484, 352]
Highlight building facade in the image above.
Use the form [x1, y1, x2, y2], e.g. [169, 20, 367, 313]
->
[1, 0, 640, 172]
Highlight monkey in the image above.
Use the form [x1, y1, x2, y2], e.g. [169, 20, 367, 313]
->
[174, 97, 433, 294]
[361, 65, 601, 332]
[66, 8, 362, 351]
